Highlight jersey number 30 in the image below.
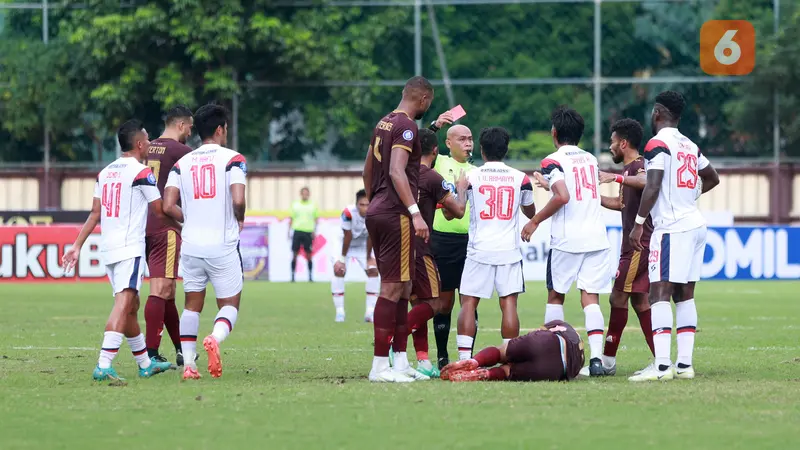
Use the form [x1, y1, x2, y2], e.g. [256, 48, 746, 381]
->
[479, 185, 515, 220]
[191, 164, 217, 199]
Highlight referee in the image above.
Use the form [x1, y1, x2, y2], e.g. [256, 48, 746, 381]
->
[289, 186, 318, 282]
[429, 124, 476, 370]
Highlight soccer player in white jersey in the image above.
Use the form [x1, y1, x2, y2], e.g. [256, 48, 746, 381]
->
[628, 91, 719, 382]
[162, 104, 247, 380]
[521, 106, 612, 377]
[456, 127, 536, 360]
[63, 120, 174, 383]
[331, 189, 380, 322]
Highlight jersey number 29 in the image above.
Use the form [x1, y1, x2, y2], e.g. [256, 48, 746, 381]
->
[479, 185, 515, 220]
[191, 164, 217, 199]
[676, 152, 698, 189]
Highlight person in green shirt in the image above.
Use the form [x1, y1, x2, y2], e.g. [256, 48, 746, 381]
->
[430, 124, 477, 370]
[289, 187, 319, 282]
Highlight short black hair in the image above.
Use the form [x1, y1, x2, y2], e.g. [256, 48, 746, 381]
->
[610, 118, 644, 150]
[551, 105, 584, 146]
[655, 90, 686, 119]
[301, 187, 309, 193]
[117, 119, 145, 152]
[403, 76, 434, 98]
[193, 103, 229, 140]
[164, 105, 193, 126]
[420, 128, 438, 156]
[356, 189, 367, 202]
[479, 127, 510, 162]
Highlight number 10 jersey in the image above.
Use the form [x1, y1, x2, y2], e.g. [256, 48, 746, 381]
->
[465, 161, 534, 265]
[166, 144, 247, 258]
[644, 127, 710, 233]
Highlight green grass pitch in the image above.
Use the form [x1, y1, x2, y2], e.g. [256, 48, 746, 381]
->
[1, 281, 799, 449]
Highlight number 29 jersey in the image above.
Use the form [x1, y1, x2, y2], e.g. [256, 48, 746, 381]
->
[166, 144, 247, 259]
[644, 127, 710, 233]
[94, 157, 161, 265]
[466, 161, 534, 265]
[541, 145, 609, 253]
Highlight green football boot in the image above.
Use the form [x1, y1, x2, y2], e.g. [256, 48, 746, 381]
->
[138, 357, 173, 378]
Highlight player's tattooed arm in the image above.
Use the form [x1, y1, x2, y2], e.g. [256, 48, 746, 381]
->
[442, 170, 468, 219]
[62, 198, 102, 271]
[162, 186, 184, 224]
[600, 195, 622, 211]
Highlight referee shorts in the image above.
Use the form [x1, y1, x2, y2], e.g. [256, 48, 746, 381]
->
[430, 230, 469, 292]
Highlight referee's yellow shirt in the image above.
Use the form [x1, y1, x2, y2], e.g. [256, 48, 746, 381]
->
[290, 200, 318, 233]
[433, 154, 475, 234]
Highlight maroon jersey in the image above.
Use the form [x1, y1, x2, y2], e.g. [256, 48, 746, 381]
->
[416, 164, 451, 256]
[366, 110, 422, 216]
[145, 137, 191, 236]
[620, 157, 654, 253]
[543, 320, 585, 380]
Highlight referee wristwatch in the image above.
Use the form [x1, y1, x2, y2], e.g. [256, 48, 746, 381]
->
[428, 121, 440, 132]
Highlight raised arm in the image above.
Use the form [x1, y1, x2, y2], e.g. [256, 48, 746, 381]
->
[440, 169, 469, 220]
[520, 174, 536, 219]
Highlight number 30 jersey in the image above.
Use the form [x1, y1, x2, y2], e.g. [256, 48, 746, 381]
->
[466, 161, 534, 265]
[541, 145, 609, 253]
[166, 144, 247, 258]
[644, 127, 710, 233]
[93, 157, 161, 264]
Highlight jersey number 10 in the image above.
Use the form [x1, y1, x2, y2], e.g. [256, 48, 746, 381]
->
[191, 164, 217, 199]
[479, 185, 515, 220]
[102, 182, 122, 218]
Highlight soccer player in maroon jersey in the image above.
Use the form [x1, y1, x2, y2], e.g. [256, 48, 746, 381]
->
[143, 106, 193, 366]
[401, 128, 468, 379]
[440, 320, 584, 382]
[362, 76, 434, 383]
[582, 118, 657, 376]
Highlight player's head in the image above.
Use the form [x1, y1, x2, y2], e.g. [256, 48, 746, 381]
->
[355, 189, 368, 216]
[420, 128, 439, 167]
[652, 90, 685, 134]
[194, 103, 229, 146]
[446, 125, 473, 163]
[479, 127, 510, 162]
[402, 76, 434, 120]
[300, 187, 310, 201]
[164, 105, 194, 144]
[117, 119, 150, 161]
[551, 105, 584, 148]
[609, 118, 644, 164]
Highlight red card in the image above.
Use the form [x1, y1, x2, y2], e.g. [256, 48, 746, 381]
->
[449, 104, 466, 121]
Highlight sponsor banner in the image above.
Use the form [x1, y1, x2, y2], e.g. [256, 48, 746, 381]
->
[0, 225, 105, 281]
[0, 210, 90, 225]
[240, 225, 269, 281]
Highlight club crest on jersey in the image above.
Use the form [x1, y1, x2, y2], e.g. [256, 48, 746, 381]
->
[147, 172, 156, 184]
[240, 162, 247, 175]
[442, 180, 455, 193]
[402, 130, 414, 141]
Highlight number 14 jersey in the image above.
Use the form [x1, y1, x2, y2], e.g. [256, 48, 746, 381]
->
[644, 127, 710, 233]
[466, 161, 534, 265]
[541, 145, 609, 253]
[166, 144, 247, 258]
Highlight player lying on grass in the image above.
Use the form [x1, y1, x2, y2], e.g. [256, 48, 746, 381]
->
[440, 320, 584, 382]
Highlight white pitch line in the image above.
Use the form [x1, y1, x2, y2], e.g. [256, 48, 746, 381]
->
[11, 346, 96, 351]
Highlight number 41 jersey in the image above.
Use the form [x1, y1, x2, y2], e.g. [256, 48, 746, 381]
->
[166, 144, 247, 259]
[644, 127, 710, 233]
[466, 161, 534, 265]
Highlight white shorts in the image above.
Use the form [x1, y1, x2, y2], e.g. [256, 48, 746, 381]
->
[649, 226, 707, 284]
[106, 256, 146, 296]
[181, 250, 244, 299]
[341, 247, 376, 272]
[546, 248, 613, 295]
[459, 259, 524, 299]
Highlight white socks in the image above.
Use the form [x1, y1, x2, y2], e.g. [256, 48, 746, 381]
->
[332, 276, 345, 314]
[127, 334, 151, 369]
[372, 356, 390, 373]
[676, 299, 697, 367]
[393, 352, 410, 372]
[651, 301, 674, 368]
[98, 331, 124, 369]
[545, 304, 565, 323]
[365, 276, 379, 317]
[212, 305, 238, 344]
[456, 335, 474, 360]
[583, 303, 605, 360]
[180, 310, 200, 368]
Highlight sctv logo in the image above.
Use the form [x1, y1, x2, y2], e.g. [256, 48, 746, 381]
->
[703, 227, 800, 280]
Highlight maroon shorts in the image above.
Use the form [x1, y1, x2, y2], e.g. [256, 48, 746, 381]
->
[506, 331, 566, 382]
[145, 229, 181, 279]
[411, 255, 440, 300]
[613, 249, 649, 294]
[365, 213, 415, 283]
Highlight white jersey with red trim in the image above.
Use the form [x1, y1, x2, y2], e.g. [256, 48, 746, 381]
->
[93, 156, 160, 264]
[644, 127, 710, 233]
[540, 145, 609, 253]
[340, 205, 368, 249]
[166, 144, 247, 258]
[466, 161, 535, 265]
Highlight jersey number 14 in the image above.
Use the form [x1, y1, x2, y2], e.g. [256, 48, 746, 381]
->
[191, 164, 217, 199]
[572, 166, 598, 201]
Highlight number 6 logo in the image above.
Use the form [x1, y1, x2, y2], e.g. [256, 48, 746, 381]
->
[700, 20, 755, 76]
